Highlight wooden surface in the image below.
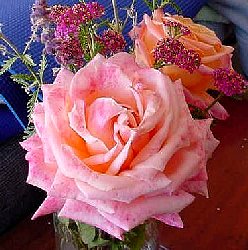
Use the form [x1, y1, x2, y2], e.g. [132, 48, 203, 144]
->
[0, 98, 248, 250]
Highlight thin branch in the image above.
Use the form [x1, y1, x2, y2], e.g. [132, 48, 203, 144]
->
[111, 0, 120, 32]
[0, 34, 39, 83]
[23, 24, 39, 54]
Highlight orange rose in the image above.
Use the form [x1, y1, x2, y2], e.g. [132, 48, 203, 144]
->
[132, 9, 234, 119]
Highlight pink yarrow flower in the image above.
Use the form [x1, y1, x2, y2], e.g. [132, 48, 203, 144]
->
[163, 19, 191, 37]
[48, 2, 104, 67]
[49, 5, 69, 23]
[54, 2, 104, 39]
[213, 68, 248, 96]
[55, 37, 84, 67]
[153, 38, 201, 73]
[99, 29, 126, 56]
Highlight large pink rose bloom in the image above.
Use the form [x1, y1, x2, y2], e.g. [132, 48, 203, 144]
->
[21, 53, 219, 239]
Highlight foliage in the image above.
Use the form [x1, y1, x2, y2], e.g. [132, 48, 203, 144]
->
[143, 0, 182, 12]
[0, 31, 47, 137]
[54, 214, 149, 250]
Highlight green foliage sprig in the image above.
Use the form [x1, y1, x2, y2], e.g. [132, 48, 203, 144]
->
[143, 0, 182, 13]
[0, 31, 46, 138]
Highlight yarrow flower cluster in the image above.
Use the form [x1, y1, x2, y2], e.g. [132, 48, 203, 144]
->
[163, 19, 191, 38]
[153, 38, 201, 73]
[49, 5, 69, 23]
[38, 2, 104, 67]
[55, 38, 84, 68]
[213, 68, 248, 96]
[52, 2, 104, 38]
[34, 1, 125, 68]
[98, 29, 126, 56]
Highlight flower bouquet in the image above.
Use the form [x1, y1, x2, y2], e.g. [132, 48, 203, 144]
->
[0, 0, 247, 249]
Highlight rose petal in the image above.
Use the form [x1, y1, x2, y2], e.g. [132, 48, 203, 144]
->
[182, 180, 209, 197]
[137, 90, 164, 135]
[20, 135, 56, 191]
[131, 75, 192, 172]
[69, 99, 109, 155]
[20, 134, 42, 151]
[32, 104, 56, 164]
[183, 86, 229, 120]
[75, 173, 171, 203]
[99, 191, 194, 231]
[58, 199, 125, 239]
[32, 103, 45, 137]
[32, 196, 65, 220]
[153, 213, 183, 228]
[54, 68, 74, 90]
[70, 54, 137, 112]
[87, 97, 123, 149]
[49, 171, 117, 214]
[107, 131, 136, 175]
[58, 144, 138, 191]
[108, 52, 141, 80]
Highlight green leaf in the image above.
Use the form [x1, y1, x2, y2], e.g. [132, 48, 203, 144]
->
[10, 76, 30, 89]
[111, 243, 121, 250]
[23, 124, 36, 139]
[26, 87, 39, 122]
[0, 44, 7, 55]
[21, 54, 36, 66]
[79, 25, 91, 62]
[143, 0, 153, 9]
[76, 222, 96, 245]
[0, 57, 17, 75]
[39, 52, 47, 82]
[88, 237, 110, 248]
[94, 19, 111, 29]
[67, 220, 87, 249]
[11, 73, 35, 82]
[161, 0, 182, 14]
[94, 41, 104, 55]
[11, 74, 38, 95]
[124, 223, 146, 250]
[59, 217, 70, 227]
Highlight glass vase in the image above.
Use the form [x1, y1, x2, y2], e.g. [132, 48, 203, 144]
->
[53, 213, 164, 250]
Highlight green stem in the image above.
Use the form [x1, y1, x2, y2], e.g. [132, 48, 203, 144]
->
[123, 0, 137, 30]
[152, 0, 157, 10]
[87, 30, 94, 59]
[111, 0, 120, 32]
[205, 92, 224, 113]
[0, 33, 40, 84]
[90, 30, 96, 57]
[23, 25, 38, 54]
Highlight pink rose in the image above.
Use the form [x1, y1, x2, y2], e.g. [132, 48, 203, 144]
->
[131, 9, 234, 119]
[21, 53, 219, 238]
